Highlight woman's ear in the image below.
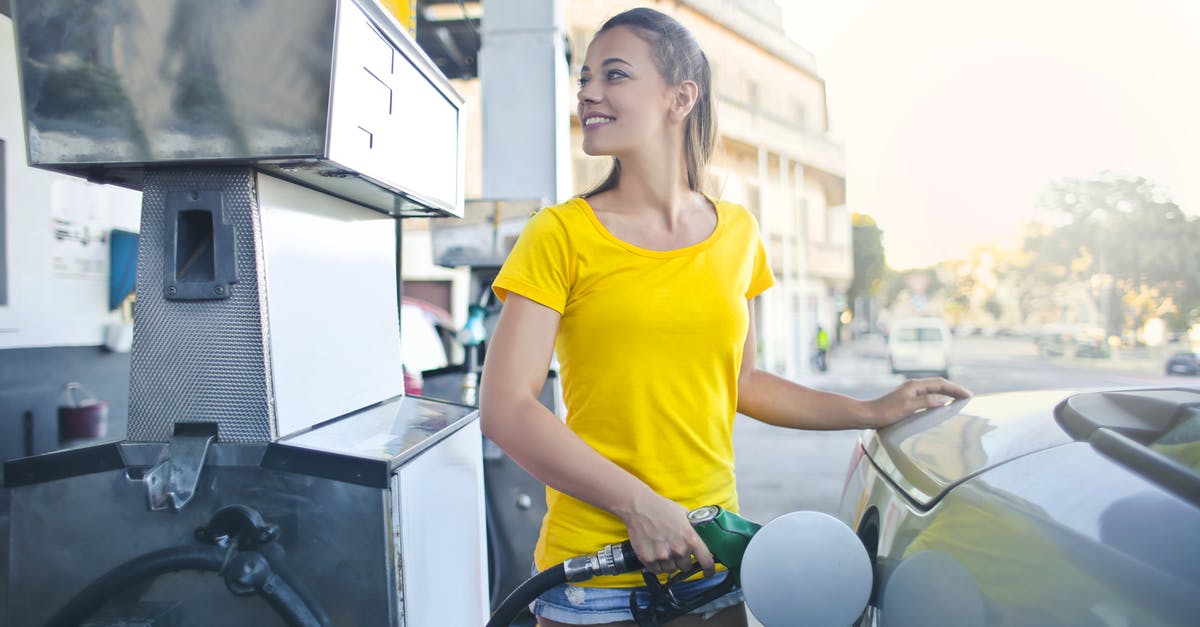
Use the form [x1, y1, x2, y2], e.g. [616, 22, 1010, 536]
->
[670, 80, 700, 122]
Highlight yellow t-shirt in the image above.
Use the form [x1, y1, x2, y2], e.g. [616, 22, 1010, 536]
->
[492, 195, 774, 587]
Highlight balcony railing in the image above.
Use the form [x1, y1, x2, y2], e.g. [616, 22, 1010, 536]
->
[717, 94, 846, 179]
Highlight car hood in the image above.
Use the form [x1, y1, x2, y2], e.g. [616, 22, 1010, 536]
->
[863, 389, 1078, 508]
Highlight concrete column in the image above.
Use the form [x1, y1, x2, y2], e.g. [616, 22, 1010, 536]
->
[480, 0, 571, 203]
[757, 147, 776, 373]
[779, 155, 796, 379]
[794, 162, 811, 374]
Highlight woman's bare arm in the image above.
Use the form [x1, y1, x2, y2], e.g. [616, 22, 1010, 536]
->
[735, 300, 971, 430]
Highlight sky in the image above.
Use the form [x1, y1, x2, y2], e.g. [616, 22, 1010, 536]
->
[779, 0, 1200, 269]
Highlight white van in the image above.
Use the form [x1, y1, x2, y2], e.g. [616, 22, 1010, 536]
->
[887, 317, 952, 377]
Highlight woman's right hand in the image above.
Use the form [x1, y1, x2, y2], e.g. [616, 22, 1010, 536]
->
[619, 491, 716, 578]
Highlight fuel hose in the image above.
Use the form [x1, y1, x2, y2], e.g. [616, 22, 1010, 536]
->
[486, 540, 643, 627]
[45, 545, 327, 627]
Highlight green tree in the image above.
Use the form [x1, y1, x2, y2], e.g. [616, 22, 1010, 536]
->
[1030, 172, 1200, 333]
[848, 213, 887, 307]
[983, 296, 1004, 320]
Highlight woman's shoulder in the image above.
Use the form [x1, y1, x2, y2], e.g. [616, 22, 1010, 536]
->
[708, 197, 760, 230]
[531, 197, 590, 226]
[510, 198, 595, 252]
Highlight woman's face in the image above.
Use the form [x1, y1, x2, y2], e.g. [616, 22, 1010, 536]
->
[577, 26, 677, 158]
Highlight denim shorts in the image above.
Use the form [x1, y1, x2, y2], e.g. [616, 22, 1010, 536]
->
[529, 565, 744, 625]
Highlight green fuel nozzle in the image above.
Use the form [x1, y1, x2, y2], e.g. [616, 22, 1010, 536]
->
[686, 505, 762, 570]
[563, 505, 761, 583]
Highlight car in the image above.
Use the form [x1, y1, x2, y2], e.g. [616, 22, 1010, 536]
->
[886, 317, 952, 378]
[837, 386, 1200, 626]
[399, 297, 457, 395]
[1165, 351, 1200, 376]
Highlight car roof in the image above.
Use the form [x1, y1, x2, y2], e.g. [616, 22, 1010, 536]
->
[864, 387, 1200, 510]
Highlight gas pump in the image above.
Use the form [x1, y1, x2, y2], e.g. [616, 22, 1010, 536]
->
[4, 1, 486, 625]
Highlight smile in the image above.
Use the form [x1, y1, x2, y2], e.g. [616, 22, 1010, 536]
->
[583, 115, 615, 128]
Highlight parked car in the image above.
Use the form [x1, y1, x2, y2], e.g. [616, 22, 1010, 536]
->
[1165, 351, 1200, 376]
[886, 317, 952, 378]
[837, 387, 1200, 626]
[1034, 323, 1108, 358]
[399, 297, 457, 395]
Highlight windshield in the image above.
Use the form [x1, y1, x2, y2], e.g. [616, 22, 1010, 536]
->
[896, 328, 944, 342]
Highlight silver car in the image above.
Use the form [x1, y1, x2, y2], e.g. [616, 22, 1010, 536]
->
[838, 387, 1200, 626]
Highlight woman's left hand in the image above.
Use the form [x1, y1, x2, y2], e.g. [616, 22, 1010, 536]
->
[866, 377, 972, 428]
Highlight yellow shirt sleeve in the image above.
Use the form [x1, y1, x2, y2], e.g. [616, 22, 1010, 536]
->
[491, 207, 573, 313]
[747, 221, 775, 298]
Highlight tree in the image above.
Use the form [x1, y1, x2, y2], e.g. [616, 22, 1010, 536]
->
[1030, 172, 1200, 333]
[848, 213, 886, 307]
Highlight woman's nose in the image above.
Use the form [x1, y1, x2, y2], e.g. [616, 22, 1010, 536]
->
[577, 82, 599, 104]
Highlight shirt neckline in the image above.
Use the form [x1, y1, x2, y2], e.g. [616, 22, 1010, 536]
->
[573, 194, 725, 258]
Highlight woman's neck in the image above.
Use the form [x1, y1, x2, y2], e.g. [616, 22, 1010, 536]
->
[607, 147, 694, 224]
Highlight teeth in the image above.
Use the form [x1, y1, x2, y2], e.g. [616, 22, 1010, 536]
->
[585, 116, 614, 126]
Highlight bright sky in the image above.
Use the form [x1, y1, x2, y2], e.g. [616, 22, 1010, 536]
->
[780, 0, 1200, 269]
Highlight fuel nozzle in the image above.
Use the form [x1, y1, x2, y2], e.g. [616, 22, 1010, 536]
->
[561, 505, 761, 583]
[687, 505, 761, 570]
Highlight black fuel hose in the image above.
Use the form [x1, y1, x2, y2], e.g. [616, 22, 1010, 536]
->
[486, 563, 568, 627]
[45, 545, 326, 627]
[487, 540, 644, 627]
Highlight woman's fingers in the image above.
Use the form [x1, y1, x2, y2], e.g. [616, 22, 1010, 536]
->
[621, 494, 720, 576]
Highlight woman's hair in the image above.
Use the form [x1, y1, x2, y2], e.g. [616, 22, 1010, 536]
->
[581, 7, 717, 198]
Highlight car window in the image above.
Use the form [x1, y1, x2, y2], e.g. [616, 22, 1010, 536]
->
[897, 327, 944, 342]
[1150, 406, 1200, 475]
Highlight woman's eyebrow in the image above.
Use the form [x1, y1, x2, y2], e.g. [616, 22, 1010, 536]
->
[580, 57, 632, 72]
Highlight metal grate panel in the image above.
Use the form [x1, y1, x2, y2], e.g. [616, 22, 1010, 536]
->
[128, 168, 275, 442]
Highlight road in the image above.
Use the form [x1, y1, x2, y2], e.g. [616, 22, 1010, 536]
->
[733, 335, 1188, 525]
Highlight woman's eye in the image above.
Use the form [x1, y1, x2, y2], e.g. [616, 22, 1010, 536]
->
[577, 76, 590, 86]
[606, 70, 626, 80]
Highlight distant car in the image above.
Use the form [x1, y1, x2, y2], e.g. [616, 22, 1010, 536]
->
[838, 387, 1200, 626]
[1072, 338, 1111, 359]
[886, 317, 952, 378]
[1165, 351, 1200, 376]
[1034, 323, 1107, 358]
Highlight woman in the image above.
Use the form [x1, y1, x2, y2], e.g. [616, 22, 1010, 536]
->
[479, 8, 970, 626]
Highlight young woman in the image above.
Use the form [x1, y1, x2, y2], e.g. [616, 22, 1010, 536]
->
[479, 8, 970, 626]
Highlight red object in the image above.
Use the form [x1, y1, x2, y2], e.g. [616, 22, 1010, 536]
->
[57, 383, 109, 442]
[58, 402, 108, 440]
[403, 365, 424, 396]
